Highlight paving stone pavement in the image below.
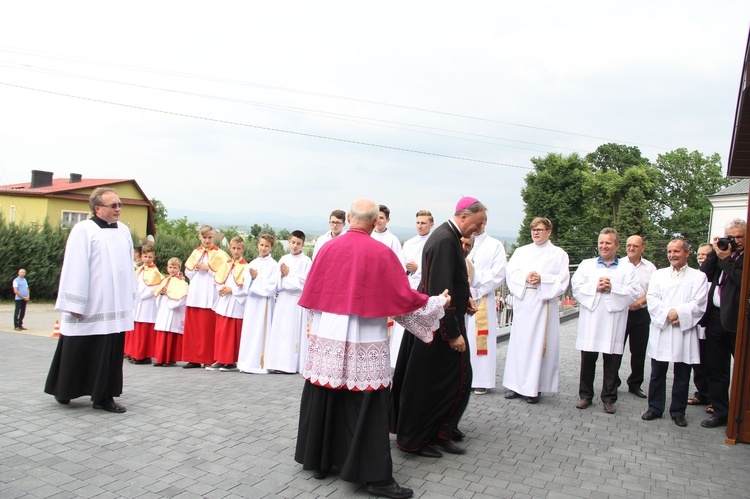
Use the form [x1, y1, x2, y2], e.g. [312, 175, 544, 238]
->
[1, 303, 750, 498]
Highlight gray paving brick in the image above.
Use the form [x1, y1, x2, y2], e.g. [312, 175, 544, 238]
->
[3, 313, 750, 498]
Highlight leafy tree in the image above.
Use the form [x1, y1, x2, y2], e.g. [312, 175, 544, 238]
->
[584, 143, 660, 232]
[260, 224, 276, 238]
[250, 224, 262, 239]
[654, 148, 730, 262]
[156, 216, 200, 242]
[150, 197, 168, 225]
[153, 233, 197, 273]
[518, 152, 594, 263]
[278, 229, 291, 240]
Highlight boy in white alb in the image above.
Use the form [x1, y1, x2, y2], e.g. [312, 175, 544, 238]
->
[129, 245, 163, 364]
[207, 236, 248, 372]
[238, 234, 280, 374]
[265, 231, 312, 373]
[153, 257, 189, 366]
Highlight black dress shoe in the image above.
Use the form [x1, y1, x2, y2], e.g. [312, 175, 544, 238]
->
[182, 362, 202, 369]
[505, 390, 521, 399]
[434, 439, 466, 455]
[365, 481, 414, 499]
[700, 415, 727, 428]
[313, 470, 328, 480]
[629, 387, 647, 399]
[93, 399, 127, 413]
[55, 396, 70, 405]
[672, 416, 688, 427]
[452, 429, 465, 441]
[641, 410, 661, 421]
[413, 444, 442, 458]
[527, 395, 540, 404]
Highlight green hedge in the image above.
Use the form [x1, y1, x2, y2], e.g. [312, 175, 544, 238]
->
[0, 218, 69, 301]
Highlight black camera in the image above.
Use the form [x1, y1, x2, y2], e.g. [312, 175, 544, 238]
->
[717, 236, 737, 251]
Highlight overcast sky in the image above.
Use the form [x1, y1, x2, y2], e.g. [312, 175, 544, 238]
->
[1, 1, 748, 235]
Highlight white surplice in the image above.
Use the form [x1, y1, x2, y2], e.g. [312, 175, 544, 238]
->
[572, 258, 640, 354]
[312, 229, 346, 260]
[502, 241, 570, 396]
[237, 255, 280, 373]
[185, 255, 218, 309]
[646, 266, 708, 364]
[465, 233, 507, 389]
[212, 265, 247, 320]
[371, 229, 406, 266]
[55, 220, 136, 336]
[154, 293, 187, 334]
[304, 296, 446, 390]
[265, 252, 312, 373]
[134, 271, 159, 323]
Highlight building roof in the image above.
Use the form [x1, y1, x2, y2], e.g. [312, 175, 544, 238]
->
[0, 176, 152, 207]
[711, 178, 750, 197]
[728, 27, 750, 176]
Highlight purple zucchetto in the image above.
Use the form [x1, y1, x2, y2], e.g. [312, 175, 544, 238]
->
[455, 196, 480, 212]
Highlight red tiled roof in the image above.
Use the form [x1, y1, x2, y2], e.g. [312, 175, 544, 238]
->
[0, 178, 127, 194]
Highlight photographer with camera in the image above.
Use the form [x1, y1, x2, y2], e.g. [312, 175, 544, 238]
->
[698, 218, 746, 428]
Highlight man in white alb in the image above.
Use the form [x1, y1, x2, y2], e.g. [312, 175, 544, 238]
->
[371, 205, 406, 265]
[641, 239, 708, 427]
[466, 216, 506, 395]
[618, 235, 657, 399]
[572, 227, 640, 415]
[503, 217, 569, 404]
[312, 209, 346, 260]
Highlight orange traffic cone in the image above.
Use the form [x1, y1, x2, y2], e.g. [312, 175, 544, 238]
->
[52, 320, 61, 338]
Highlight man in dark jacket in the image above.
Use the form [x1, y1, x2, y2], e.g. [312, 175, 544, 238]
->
[699, 218, 745, 428]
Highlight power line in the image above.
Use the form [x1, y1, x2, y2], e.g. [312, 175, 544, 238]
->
[0, 81, 533, 170]
[0, 44, 670, 150]
[0, 59, 586, 155]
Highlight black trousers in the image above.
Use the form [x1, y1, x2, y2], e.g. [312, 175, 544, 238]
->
[647, 359, 691, 418]
[690, 338, 710, 402]
[621, 308, 650, 390]
[579, 351, 622, 403]
[704, 308, 736, 420]
[13, 299, 27, 328]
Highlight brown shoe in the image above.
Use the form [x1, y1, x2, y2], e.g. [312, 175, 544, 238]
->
[603, 402, 616, 414]
[575, 399, 592, 409]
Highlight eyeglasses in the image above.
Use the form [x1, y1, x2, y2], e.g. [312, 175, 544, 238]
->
[530, 228, 548, 233]
[100, 202, 123, 209]
[329, 220, 343, 226]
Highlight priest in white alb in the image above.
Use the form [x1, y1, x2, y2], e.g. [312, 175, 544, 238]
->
[640, 239, 708, 427]
[45, 188, 136, 414]
[502, 217, 569, 404]
[465, 215, 507, 395]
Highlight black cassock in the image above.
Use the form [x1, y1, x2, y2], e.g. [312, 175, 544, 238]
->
[390, 220, 473, 450]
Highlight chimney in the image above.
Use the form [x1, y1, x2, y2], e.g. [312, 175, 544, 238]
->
[30, 170, 54, 188]
[69, 173, 82, 183]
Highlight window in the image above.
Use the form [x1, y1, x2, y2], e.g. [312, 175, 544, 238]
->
[61, 211, 88, 227]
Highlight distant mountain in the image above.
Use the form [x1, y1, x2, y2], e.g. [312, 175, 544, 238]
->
[169, 208, 517, 246]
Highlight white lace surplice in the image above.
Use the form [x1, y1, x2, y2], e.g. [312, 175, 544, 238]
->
[304, 296, 446, 391]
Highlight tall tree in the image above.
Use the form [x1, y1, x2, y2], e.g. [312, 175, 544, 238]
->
[518, 153, 593, 262]
[584, 143, 660, 232]
[655, 148, 730, 253]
